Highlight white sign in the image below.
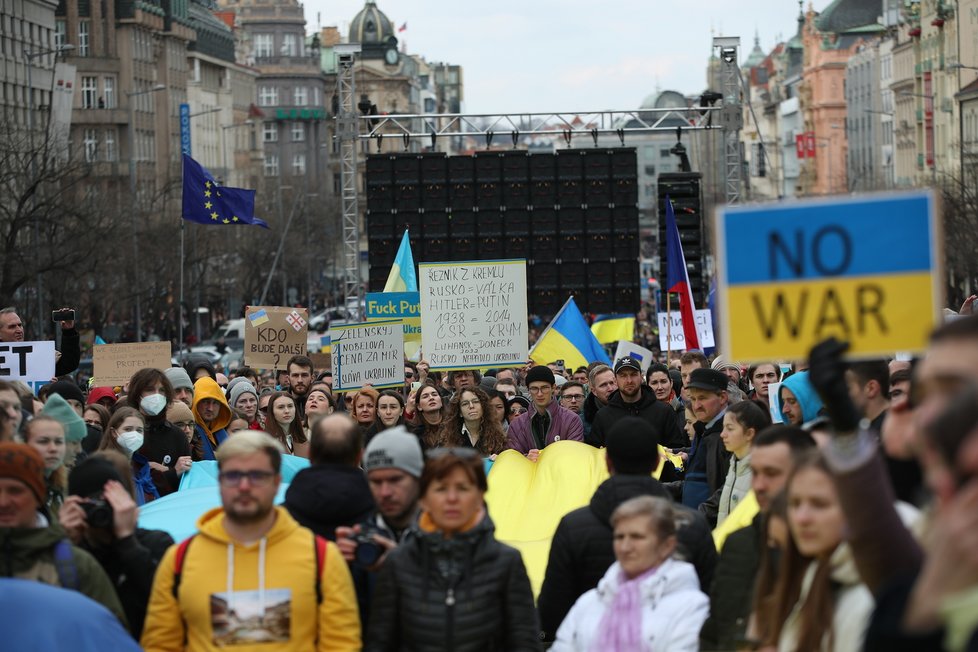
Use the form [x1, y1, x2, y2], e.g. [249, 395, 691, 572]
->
[331, 320, 405, 392]
[0, 340, 56, 382]
[657, 310, 716, 351]
[419, 260, 529, 370]
[613, 341, 656, 373]
[768, 381, 784, 424]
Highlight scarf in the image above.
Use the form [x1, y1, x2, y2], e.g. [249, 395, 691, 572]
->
[593, 565, 659, 652]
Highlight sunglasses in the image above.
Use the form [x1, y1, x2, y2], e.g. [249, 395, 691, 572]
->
[510, 407, 527, 415]
[405, 372, 415, 379]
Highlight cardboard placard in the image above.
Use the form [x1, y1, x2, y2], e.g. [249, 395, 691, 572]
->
[309, 352, 331, 372]
[331, 320, 405, 392]
[0, 340, 56, 382]
[244, 306, 308, 370]
[419, 260, 529, 370]
[93, 342, 171, 387]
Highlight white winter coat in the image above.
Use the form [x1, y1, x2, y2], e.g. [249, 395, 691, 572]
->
[718, 451, 752, 526]
[777, 542, 873, 652]
[551, 558, 709, 652]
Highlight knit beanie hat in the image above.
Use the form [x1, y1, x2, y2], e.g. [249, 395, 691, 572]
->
[67, 455, 123, 498]
[42, 393, 88, 443]
[86, 386, 118, 406]
[363, 426, 424, 478]
[226, 376, 252, 395]
[606, 416, 659, 474]
[0, 442, 46, 505]
[228, 381, 258, 411]
[166, 401, 194, 425]
[525, 365, 556, 386]
[164, 367, 195, 393]
[47, 380, 85, 406]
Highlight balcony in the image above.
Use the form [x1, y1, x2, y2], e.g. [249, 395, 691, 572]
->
[73, 107, 128, 125]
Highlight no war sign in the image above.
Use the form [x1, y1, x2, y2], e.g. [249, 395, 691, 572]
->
[716, 191, 942, 361]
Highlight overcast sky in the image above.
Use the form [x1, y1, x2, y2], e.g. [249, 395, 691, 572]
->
[305, 0, 834, 114]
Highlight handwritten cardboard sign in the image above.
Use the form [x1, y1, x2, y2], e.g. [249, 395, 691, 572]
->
[244, 306, 308, 370]
[93, 342, 171, 387]
[331, 320, 405, 392]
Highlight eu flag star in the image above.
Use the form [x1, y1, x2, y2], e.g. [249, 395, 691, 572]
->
[210, 212, 218, 220]
[204, 190, 211, 198]
[232, 216, 239, 222]
[222, 219, 230, 224]
[205, 181, 211, 189]
[204, 201, 212, 209]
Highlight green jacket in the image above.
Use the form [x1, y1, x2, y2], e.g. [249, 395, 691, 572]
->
[0, 521, 128, 627]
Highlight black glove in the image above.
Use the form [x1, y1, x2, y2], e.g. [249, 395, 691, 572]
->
[807, 337, 862, 433]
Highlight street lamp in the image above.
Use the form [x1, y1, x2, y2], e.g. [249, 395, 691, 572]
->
[126, 83, 166, 342]
[24, 43, 74, 334]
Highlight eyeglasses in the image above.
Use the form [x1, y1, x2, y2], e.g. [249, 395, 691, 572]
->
[561, 394, 585, 401]
[527, 386, 551, 394]
[218, 470, 276, 486]
[173, 420, 195, 429]
[459, 400, 479, 408]
[424, 447, 481, 460]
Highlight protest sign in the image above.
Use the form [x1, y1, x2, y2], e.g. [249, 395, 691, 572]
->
[657, 310, 716, 351]
[716, 190, 941, 361]
[0, 340, 56, 382]
[612, 341, 655, 373]
[419, 260, 529, 371]
[768, 381, 784, 424]
[330, 319, 405, 392]
[93, 342, 171, 387]
[244, 306, 308, 369]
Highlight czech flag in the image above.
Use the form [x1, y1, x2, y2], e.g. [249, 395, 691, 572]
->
[530, 296, 611, 371]
[665, 196, 700, 350]
[383, 229, 418, 292]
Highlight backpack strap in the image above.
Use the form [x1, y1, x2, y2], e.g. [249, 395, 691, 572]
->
[171, 534, 197, 599]
[52, 539, 79, 591]
[313, 533, 327, 605]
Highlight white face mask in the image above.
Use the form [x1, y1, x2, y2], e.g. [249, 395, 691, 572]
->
[117, 430, 144, 453]
[140, 394, 167, 416]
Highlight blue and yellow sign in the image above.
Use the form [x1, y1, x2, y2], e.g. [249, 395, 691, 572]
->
[716, 191, 942, 361]
[366, 291, 421, 343]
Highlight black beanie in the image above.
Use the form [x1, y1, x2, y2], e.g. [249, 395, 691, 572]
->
[525, 365, 556, 386]
[68, 455, 123, 498]
[47, 380, 85, 406]
[606, 416, 660, 475]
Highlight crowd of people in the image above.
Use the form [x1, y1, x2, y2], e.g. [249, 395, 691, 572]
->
[1, 302, 977, 651]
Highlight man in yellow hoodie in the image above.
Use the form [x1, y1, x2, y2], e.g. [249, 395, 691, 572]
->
[141, 430, 361, 651]
[191, 377, 232, 460]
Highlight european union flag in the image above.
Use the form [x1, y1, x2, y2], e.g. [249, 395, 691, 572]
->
[181, 154, 268, 228]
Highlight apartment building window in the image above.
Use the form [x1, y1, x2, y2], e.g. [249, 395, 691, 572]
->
[81, 76, 98, 109]
[255, 34, 273, 58]
[264, 154, 279, 177]
[294, 86, 307, 106]
[263, 122, 277, 142]
[103, 77, 115, 108]
[292, 153, 305, 175]
[83, 129, 98, 162]
[54, 20, 66, 48]
[78, 21, 90, 56]
[291, 123, 304, 142]
[281, 34, 297, 57]
[104, 129, 116, 161]
[259, 85, 278, 107]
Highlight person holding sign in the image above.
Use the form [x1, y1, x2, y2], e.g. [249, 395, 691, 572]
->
[506, 366, 583, 461]
[0, 306, 81, 376]
[438, 387, 507, 458]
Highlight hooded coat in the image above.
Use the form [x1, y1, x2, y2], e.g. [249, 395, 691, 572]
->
[0, 521, 127, 626]
[550, 559, 709, 652]
[537, 474, 717, 641]
[191, 378, 231, 460]
[588, 385, 688, 450]
[141, 506, 361, 652]
[780, 371, 825, 425]
[364, 514, 540, 652]
[284, 464, 375, 541]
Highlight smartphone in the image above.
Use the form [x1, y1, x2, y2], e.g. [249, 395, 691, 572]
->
[51, 309, 75, 322]
[556, 359, 565, 372]
[411, 381, 422, 391]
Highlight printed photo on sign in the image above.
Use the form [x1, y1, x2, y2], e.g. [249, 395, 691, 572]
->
[210, 588, 291, 645]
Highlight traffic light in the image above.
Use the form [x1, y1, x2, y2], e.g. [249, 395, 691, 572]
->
[657, 172, 706, 305]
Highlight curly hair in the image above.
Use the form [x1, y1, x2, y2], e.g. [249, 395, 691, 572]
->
[438, 386, 507, 455]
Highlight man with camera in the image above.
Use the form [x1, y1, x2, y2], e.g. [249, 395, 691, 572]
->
[59, 452, 173, 638]
[335, 427, 423, 625]
[0, 306, 81, 376]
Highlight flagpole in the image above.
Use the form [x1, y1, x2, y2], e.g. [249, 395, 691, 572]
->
[666, 291, 672, 361]
[179, 220, 185, 363]
[528, 294, 573, 362]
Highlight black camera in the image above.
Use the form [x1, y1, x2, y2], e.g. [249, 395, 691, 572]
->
[353, 524, 385, 567]
[81, 498, 113, 529]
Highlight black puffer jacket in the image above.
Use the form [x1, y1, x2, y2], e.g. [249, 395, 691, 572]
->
[137, 415, 191, 496]
[588, 385, 688, 449]
[700, 513, 763, 650]
[536, 474, 717, 641]
[365, 514, 540, 652]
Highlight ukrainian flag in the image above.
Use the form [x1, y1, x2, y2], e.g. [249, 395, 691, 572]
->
[383, 230, 418, 293]
[590, 314, 636, 344]
[530, 296, 612, 370]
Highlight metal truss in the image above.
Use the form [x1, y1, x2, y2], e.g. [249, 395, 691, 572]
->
[336, 45, 362, 313]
